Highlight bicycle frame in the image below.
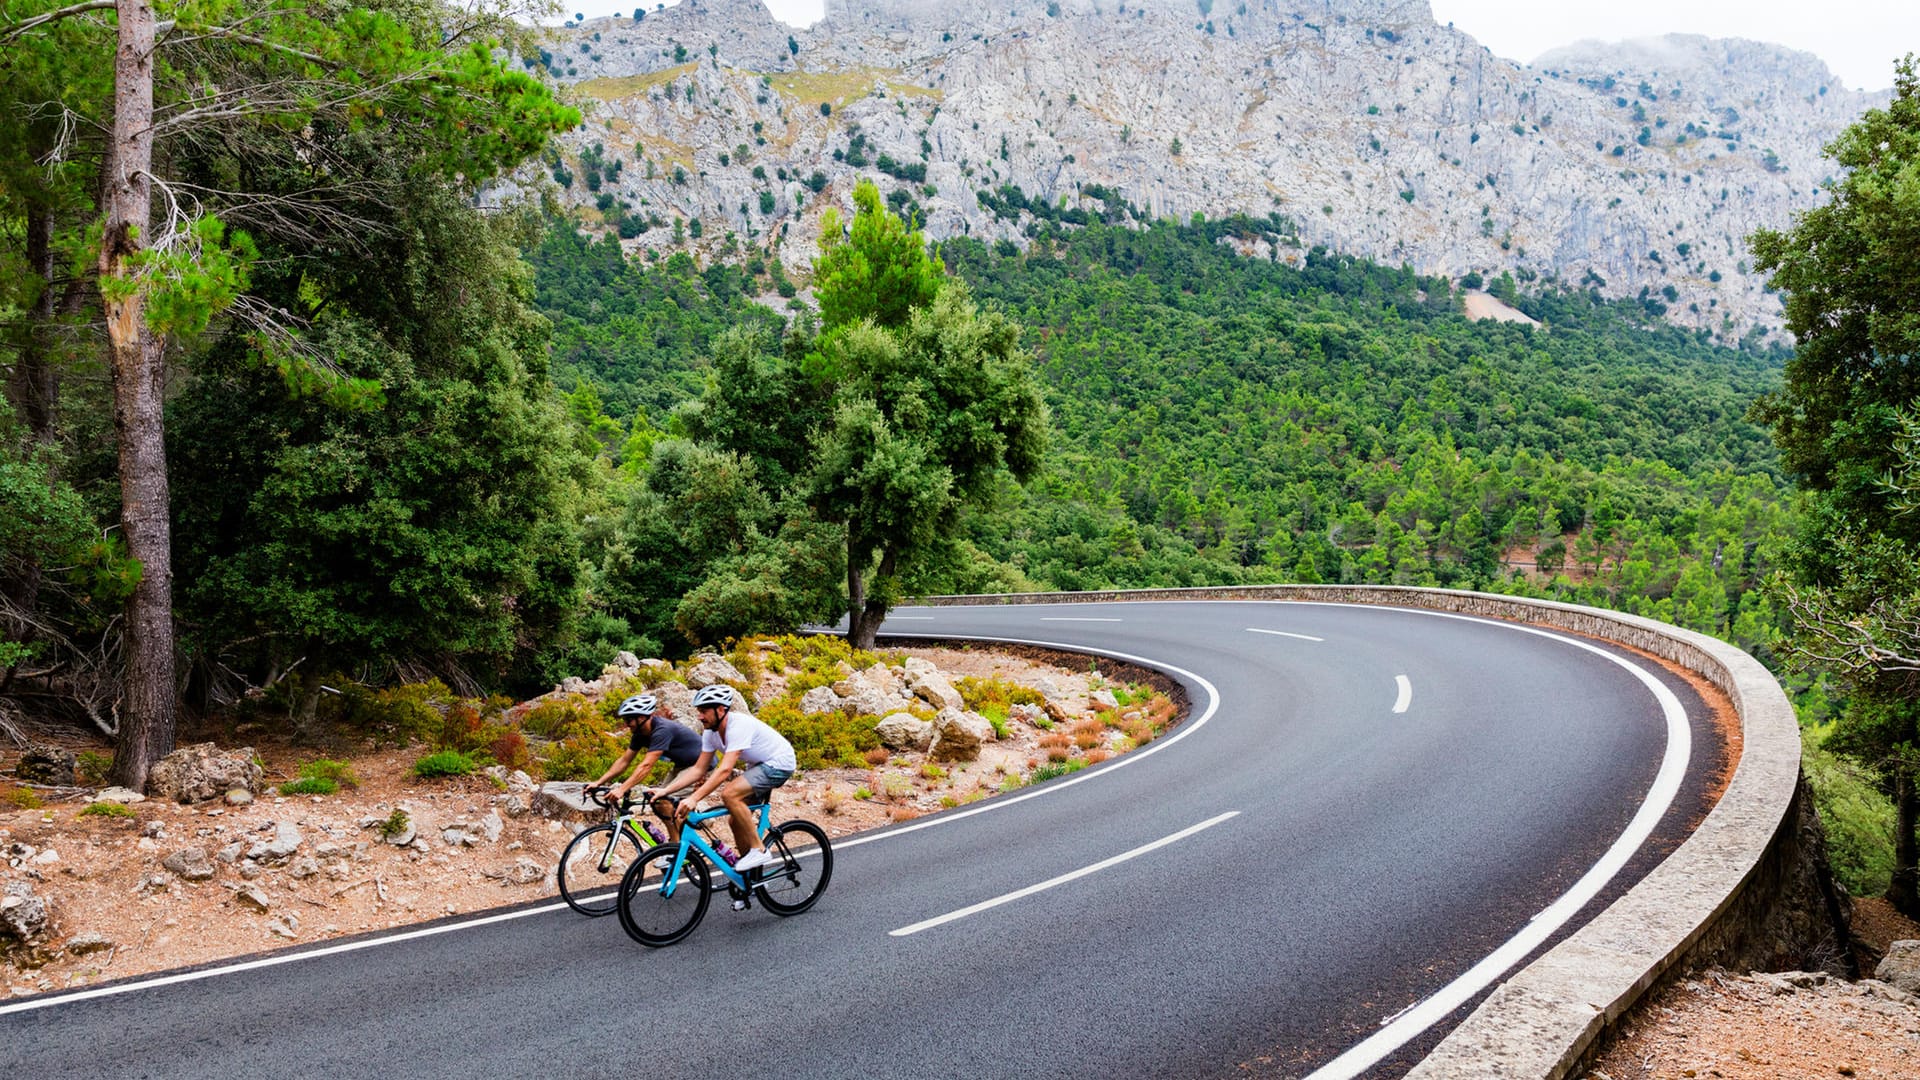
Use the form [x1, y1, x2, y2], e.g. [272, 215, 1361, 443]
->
[589, 811, 661, 874]
[657, 803, 773, 896]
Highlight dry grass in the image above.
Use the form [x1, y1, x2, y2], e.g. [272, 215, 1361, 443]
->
[863, 747, 890, 767]
[1069, 719, 1106, 751]
[575, 63, 699, 102]
[757, 67, 895, 106]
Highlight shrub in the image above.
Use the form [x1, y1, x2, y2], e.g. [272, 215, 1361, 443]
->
[76, 750, 113, 786]
[2, 785, 42, 810]
[955, 675, 1045, 714]
[821, 788, 845, 815]
[1029, 759, 1087, 784]
[853, 786, 873, 800]
[376, 808, 411, 841]
[863, 747, 890, 766]
[538, 730, 620, 781]
[761, 698, 882, 770]
[330, 679, 452, 745]
[280, 776, 338, 796]
[1804, 728, 1894, 896]
[413, 750, 477, 778]
[521, 698, 597, 739]
[489, 730, 533, 772]
[1069, 719, 1106, 750]
[300, 759, 359, 788]
[920, 762, 946, 781]
[80, 801, 135, 819]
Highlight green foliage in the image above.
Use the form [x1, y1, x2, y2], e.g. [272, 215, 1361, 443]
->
[760, 698, 881, 769]
[813, 179, 945, 334]
[2, 786, 43, 810]
[376, 808, 412, 840]
[324, 680, 453, 745]
[280, 776, 339, 795]
[76, 751, 113, 787]
[412, 749, 477, 778]
[1029, 759, 1087, 783]
[79, 801, 135, 819]
[297, 759, 360, 789]
[537, 729, 620, 781]
[1803, 724, 1896, 896]
[955, 675, 1045, 713]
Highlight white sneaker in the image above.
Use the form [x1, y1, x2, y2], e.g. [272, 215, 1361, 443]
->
[653, 856, 675, 873]
[733, 847, 773, 872]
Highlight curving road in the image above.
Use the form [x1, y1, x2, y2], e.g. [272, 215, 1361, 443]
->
[3, 600, 1718, 1079]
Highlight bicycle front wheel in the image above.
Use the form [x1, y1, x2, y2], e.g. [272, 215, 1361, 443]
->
[557, 823, 645, 917]
[617, 845, 711, 947]
[754, 820, 832, 916]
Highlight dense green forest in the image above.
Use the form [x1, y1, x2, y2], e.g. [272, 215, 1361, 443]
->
[529, 215, 1796, 660]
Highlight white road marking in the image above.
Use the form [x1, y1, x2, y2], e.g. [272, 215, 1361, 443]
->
[884, 616, 936, 620]
[1245, 627, 1324, 642]
[889, 811, 1240, 937]
[0, 899, 577, 1017]
[1393, 675, 1413, 714]
[1296, 604, 1692, 1080]
[5, 635, 1221, 1015]
[1039, 616, 1122, 622]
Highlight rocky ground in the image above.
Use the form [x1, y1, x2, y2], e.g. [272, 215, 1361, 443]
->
[1581, 899, 1920, 1079]
[0, 644, 1166, 996]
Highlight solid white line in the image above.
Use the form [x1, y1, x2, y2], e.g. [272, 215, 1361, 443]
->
[1392, 675, 1413, 714]
[5, 637, 1218, 1015]
[0, 899, 575, 1017]
[884, 616, 936, 620]
[1299, 606, 1691, 1080]
[1039, 616, 1122, 622]
[889, 811, 1240, 937]
[1245, 627, 1324, 642]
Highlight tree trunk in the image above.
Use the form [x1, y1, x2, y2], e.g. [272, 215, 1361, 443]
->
[847, 558, 875, 651]
[1891, 767, 1919, 918]
[101, 0, 177, 793]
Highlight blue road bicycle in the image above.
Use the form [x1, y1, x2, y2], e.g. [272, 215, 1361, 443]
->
[616, 799, 832, 947]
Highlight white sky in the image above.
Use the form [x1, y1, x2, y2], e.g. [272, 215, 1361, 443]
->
[553, 0, 1917, 91]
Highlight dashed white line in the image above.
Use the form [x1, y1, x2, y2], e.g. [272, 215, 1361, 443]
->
[889, 811, 1240, 937]
[1245, 627, 1324, 642]
[1392, 675, 1413, 714]
[1039, 617, 1123, 622]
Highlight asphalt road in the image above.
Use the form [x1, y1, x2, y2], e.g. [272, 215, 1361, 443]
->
[3, 600, 1711, 1079]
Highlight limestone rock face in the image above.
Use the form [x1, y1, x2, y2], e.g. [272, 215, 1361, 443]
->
[908, 671, 965, 712]
[530, 0, 1887, 338]
[799, 686, 846, 714]
[148, 743, 264, 804]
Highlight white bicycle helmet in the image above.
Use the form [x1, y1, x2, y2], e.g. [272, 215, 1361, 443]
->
[690, 684, 733, 709]
[616, 693, 658, 718]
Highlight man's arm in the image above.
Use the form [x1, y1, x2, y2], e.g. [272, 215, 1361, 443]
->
[677, 750, 740, 817]
[655, 755, 709, 799]
[609, 750, 663, 798]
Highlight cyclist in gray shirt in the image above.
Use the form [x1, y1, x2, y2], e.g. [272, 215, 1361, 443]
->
[587, 693, 704, 844]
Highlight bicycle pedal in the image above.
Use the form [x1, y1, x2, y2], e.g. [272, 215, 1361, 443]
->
[730, 898, 751, 912]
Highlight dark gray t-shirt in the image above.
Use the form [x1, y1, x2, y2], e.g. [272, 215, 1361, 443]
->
[630, 718, 704, 768]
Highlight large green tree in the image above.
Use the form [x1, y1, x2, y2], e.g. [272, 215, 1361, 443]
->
[0, 0, 576, 786]
[1751, 57, 1920, 913]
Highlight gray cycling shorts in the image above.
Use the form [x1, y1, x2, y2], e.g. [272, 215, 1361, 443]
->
[741, 763, 793, 801]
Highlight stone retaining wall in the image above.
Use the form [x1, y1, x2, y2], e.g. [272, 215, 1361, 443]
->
[921, 584, 1819, 1078]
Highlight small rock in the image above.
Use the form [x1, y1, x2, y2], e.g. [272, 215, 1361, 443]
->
[682, 654, 746, 689]
[237, 861, 263, 881]
[268, 913, 299, 939]
[233, 885, 271, 913]
[142, 821, 166, 839]
[500, 857, 545, 885]
[288, 857, 321, 880]
[929, 708, 994, 763]
[161, 847, 216, 882]
[477, 810, 503, 844]
[875, 712, 936, 752]
[225, 789, 254, 807]
[91, 787, 146, 805]
[799, 686, 846, 714]
[215, 842, 244, 864]
[0, 883, 50, 943]
[63, 932, 113, 957]
[246, 821, 303, 865]
[31, 848, 59, 866]
[441, 827, 476, 848]
[136, 838, 159, 853]
[1089, 688, 1120, 710]
[908, 671, 965, 711]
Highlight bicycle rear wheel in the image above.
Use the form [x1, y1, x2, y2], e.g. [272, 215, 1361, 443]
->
[617, 845, 711, 947]
[754, 820, 832, 916]
[557, 823, 644, 917]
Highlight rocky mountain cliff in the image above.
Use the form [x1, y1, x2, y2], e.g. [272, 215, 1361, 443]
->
[526, 0, 1886, 336]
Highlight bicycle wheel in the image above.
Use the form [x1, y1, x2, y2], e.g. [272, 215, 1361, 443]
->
[617, 844, 711, 947]
[754, 820, 832, 916]
[557, 823, 645, 917]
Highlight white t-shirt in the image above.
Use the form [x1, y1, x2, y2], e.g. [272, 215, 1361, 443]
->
[700, 708, 797, 773]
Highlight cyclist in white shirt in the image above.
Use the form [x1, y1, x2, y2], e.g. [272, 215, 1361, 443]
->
[654, 683, 797, 872]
